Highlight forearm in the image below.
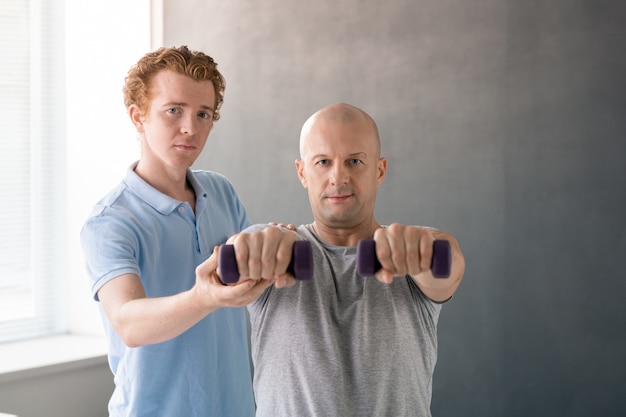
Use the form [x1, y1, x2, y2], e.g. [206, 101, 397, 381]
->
[112, 288, 216, 347]
[414, 230, 466, 302]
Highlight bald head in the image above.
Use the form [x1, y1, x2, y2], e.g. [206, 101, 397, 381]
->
[295, 102, 387, 241]
[299, 103, 380, 159]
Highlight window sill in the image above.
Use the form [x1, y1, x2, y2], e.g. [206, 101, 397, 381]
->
[0, 334, 108, 384]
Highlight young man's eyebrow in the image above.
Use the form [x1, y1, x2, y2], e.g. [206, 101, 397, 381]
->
[162, 102, 214, 111]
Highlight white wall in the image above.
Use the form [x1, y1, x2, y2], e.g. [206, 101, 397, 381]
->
[65, 0, 153, 334]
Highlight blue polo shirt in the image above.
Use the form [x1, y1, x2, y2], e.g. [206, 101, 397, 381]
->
[81, 163, 254, 417]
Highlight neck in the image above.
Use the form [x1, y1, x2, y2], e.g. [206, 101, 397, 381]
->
[312, 218, 380, 247]
[134, 161, 196, 209]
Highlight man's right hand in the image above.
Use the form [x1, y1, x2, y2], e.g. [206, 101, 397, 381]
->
[225, 226, 299, 288]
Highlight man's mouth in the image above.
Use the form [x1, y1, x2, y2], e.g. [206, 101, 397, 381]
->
[325, 193, 353, 202]
[174, 144, 196, 151]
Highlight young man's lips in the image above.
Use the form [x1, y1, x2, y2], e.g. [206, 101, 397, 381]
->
[175, 144, 196, 151]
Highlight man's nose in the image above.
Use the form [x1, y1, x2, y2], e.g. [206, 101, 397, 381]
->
[180, 115, 198, 135]
[330, 163, 348, 185]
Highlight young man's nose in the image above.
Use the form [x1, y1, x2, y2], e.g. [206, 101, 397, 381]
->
[180, 115, 198, 135]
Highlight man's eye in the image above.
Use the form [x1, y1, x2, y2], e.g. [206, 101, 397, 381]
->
[167, 108, 180, 114]
[316, 159, 329, 166]
[349, 159, 362, 165]
[198, 112, 213, 120]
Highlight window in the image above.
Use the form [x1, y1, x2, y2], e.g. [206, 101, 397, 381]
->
[1, 0, 154, 344]
[0, 0, 66, 343]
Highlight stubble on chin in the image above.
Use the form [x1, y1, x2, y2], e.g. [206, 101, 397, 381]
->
[319, 202, 360, 227]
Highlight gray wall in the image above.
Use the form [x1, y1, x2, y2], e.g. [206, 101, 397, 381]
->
[166, 1, 626, 416]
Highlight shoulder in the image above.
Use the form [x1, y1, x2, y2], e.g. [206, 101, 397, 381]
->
[190, 169, 240, 195]
[84, 180, 134, 220]
[296, 224, 315, 239]
[81, 181, 147, 242]
[191, 169, 232, 186]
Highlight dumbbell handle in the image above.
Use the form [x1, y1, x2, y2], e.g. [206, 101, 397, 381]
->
[356, 239, 451, 278]
[218, 240, 314, 284]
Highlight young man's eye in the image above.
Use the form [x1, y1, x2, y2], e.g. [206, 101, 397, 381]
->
[198, 112, 213, 120]
[167, 108, 180, 114]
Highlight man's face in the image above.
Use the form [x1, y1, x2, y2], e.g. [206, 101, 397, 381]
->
[296, 117, 386, 229]
[131, 70, 216, 173]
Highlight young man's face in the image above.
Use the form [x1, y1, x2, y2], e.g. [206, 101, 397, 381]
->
[296, 116, 386, 230]
[130, 70, 216, 173]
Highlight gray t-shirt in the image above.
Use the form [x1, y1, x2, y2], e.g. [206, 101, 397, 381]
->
[248, 224, 442, 417]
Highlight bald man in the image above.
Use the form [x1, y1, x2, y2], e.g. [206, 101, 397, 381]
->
[223, 103, 465, 417]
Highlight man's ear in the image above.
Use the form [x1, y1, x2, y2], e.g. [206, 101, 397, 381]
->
[128, 104, 144, 133]
[295, 159, 307, 188]
[377, 157, 387, 188]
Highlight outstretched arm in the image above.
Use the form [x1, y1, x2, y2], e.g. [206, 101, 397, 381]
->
[97, 247, 272, 347]
[372, 223, 465, 302]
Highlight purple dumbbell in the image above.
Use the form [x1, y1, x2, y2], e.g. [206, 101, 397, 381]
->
[218, 240, 314, 284]
[356, 239, 451, 278]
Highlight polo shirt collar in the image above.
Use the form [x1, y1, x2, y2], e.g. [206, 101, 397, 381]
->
[123, 162, 207, 215]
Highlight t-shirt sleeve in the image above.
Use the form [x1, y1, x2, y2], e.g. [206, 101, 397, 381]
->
[406, 276, 442, 327]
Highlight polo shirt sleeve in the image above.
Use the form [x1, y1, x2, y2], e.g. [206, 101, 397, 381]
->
[221, 175, 251, 231]
[80, 206, 141, 301]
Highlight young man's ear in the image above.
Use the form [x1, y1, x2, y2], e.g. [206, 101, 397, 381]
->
[295, 159, 308, 189]
[128, 104, 144, 133]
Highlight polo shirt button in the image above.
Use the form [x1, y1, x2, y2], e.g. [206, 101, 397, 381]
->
[178, 206, 184, 212]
